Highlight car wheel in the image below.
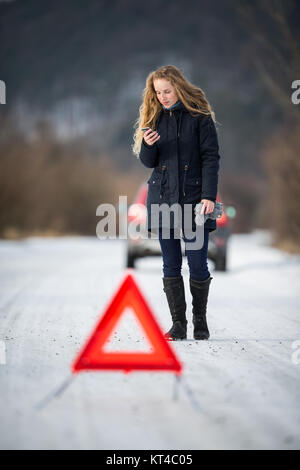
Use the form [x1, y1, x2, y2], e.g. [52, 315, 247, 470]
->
[215, 252, 227, 271]
[126, 250, 136, 268]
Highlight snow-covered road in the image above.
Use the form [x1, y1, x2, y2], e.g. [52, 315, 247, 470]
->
[0, 230, 299, 450]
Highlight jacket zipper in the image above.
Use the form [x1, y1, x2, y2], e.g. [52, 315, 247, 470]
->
[170, 109, 180, 137]
[183, 164, 188, 196]
[160, 165, 167, 199]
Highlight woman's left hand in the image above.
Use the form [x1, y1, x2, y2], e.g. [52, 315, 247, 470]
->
[200, 199, 215, 215]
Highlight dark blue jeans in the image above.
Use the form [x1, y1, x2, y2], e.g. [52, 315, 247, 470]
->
[158, 226, 210, 281]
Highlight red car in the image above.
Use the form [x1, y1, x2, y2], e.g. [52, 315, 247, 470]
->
[126, 182, 230, 271]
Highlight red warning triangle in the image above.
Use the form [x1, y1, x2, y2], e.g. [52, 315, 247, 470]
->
[71, 270, 182, 374]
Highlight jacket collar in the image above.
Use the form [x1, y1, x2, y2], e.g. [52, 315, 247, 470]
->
[156, 100, 187, 137]
[162, 99, 188, 113]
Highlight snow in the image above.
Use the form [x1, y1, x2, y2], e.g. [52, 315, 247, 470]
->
[0, 230, 299, 450]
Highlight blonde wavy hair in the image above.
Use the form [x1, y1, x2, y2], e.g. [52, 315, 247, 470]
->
[132, 65, 216, 158]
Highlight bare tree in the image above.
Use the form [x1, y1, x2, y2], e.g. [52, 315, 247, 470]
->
[234, 0, 300, 251]
[234, 0, 300, 123]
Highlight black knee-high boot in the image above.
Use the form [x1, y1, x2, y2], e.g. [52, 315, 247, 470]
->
[162, 276, 187, 340]
[189, 276, 212, 340]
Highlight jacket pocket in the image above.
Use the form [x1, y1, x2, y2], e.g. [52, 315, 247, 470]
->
[185, 176, 201, 186]
[182, 176, 201, 202]
[147, 174, 161, 185]
[147, 169, 169, 202]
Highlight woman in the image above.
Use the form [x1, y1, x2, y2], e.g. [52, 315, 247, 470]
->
[132, 65, 221, 341]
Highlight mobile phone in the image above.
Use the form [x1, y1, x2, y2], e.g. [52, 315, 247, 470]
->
[142, 127, 151, 132]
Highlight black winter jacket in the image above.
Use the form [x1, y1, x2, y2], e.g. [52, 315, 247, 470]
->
[139, 100, 221, 234]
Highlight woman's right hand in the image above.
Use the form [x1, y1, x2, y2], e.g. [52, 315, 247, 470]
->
[144, 128, 160, 146]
